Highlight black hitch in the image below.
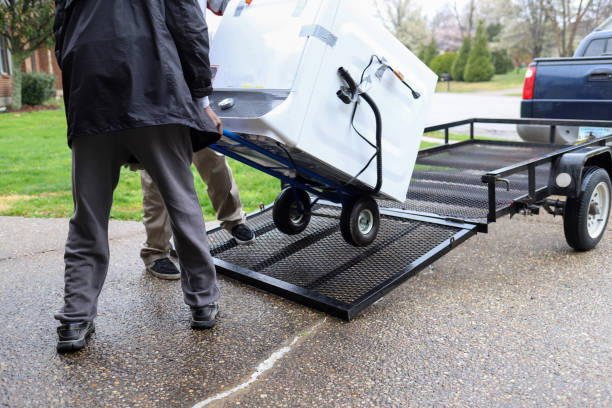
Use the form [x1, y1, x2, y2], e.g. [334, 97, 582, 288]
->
[542, 199, 565, 217]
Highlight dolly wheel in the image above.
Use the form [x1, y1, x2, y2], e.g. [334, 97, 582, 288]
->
[340, 196, 380, 247]
[273, 188, 311, 235]
[563, 166, 611, 251]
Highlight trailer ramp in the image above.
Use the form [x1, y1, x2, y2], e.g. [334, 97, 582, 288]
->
[208, 141, 557, 319]
[208, 204, 476, 320]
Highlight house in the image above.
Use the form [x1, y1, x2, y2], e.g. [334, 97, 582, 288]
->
[0, 37, 63, 107]
[595, 16, 612, 31]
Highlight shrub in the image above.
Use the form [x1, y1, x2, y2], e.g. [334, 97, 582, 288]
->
[464, 56, 495, 81]
[21, 72, 56, 106]
[451, 36, 471, 81]
[491, 50, 514, 74]
[464, 21, 495, 82]
[429, 52, 458, 78]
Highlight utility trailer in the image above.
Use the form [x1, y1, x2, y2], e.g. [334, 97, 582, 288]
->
[207, 118, 612, 320]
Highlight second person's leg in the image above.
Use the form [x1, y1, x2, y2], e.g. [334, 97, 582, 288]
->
[139, 170, 180, 279]
[193, 148, 254, 244]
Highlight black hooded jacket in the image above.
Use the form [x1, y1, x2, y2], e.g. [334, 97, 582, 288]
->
[54, 0, 220, 150]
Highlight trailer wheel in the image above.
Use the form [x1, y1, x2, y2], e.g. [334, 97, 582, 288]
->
[273, 188, 311, 235]
[340, 196, 380, 247]
[563, 166, 611, 251]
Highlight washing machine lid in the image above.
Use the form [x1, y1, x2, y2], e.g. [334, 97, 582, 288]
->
[210, 0, 326, 91]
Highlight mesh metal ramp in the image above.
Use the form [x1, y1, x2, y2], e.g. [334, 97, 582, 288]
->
[208, 140, 562, 319]
[209, 204, 476, 320]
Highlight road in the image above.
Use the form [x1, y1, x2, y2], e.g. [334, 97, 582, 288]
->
[0, 212, 610, 407]
[427, 90, 523, 140]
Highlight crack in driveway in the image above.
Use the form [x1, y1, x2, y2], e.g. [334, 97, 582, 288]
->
[192, 317, 328, 408]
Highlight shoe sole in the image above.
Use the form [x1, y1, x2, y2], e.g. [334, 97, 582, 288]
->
[233, 236, 256, 246]
[191, 309, 218, 330]
[57, 324, 95, 353]
[148, 267, 181, 280]
[191, 320, 217, 330]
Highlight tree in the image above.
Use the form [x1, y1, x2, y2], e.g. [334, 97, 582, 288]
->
[491, 50, 514, 74]
[452, 0, 477, 39]
[0, 0, 55, 110]
[492, 0, 555, 67]
[486, 22, 503, 42]
[581, 0, 612, 32]
[451, 36, 471, 81]
[464, 21, 495, 82]
[543, 0, 595, 56]
[430, 7, 462, 51]
[520, 0, 551, 58]
[420, 36, 438, 66]
[378, 0, 428, 51]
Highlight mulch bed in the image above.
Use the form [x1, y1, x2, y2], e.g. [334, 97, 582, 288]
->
[2, 104, 61, 113]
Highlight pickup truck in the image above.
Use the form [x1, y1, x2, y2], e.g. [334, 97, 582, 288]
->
[519, 26, 612, 143]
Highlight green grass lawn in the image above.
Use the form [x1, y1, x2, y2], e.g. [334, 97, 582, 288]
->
[0, 109, 434, 221]
[0, 109, 279, 221]
[436, 69, 526, 93]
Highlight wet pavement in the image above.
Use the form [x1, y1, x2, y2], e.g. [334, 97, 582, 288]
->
[0, 214, 610, 407]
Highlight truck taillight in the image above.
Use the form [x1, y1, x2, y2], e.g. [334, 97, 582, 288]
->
[522, 66, 536, 100]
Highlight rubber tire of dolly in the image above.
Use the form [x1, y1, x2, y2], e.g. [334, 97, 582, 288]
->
[340, 196, 380, 247]
[272, 187, 312, 235]
[563, 166, 611, 251]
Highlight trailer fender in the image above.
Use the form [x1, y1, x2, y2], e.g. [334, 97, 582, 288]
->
[549, 146, 612, 197]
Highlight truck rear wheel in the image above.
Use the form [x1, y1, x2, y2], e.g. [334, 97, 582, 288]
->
[563, 166, 611, 251]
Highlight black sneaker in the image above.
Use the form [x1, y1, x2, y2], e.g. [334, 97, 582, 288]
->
[230, 224, 255, 245]
[191, 303, 219, 329]
[147, 258, 180, 280]
[57, 321, 95, 353]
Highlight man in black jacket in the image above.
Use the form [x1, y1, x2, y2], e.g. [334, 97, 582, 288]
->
[53, 0, 223, 353]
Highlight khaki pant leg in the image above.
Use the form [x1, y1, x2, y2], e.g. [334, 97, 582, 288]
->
[139, 170, 173, 265]
[193, 148, 246, 231]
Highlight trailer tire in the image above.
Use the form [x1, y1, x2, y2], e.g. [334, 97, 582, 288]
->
[273, 188, 311, 235]
[563, 166, 611, 251]
[340, 196, 380, 247]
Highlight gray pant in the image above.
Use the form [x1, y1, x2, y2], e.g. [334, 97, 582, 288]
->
[140, 148, 246, 265]
[55, 125, 219, 323]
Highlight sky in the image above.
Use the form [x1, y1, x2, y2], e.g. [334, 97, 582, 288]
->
[205, 0, 473, 30]
[408, 0, 470, 18]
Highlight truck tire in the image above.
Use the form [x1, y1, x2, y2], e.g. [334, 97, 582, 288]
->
[340, 196, 380, 247]
[563, 166, 611, 251]
[273, 187, 311, 235]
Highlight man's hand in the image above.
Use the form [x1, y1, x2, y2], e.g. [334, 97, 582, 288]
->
[205, 106, 223, 135]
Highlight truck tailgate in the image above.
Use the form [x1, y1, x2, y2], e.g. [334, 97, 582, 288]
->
[522, 57, 612, 120]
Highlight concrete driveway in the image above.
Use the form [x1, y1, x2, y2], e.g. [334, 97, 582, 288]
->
[428, 91, 523, 139]
[0, 212, 610, 407]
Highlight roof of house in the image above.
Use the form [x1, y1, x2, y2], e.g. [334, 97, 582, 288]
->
[595, 16, 612, 32]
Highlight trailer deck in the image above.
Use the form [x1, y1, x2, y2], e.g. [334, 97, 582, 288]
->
[208, 118, 612, 319]
[380, 140, 561, 225]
